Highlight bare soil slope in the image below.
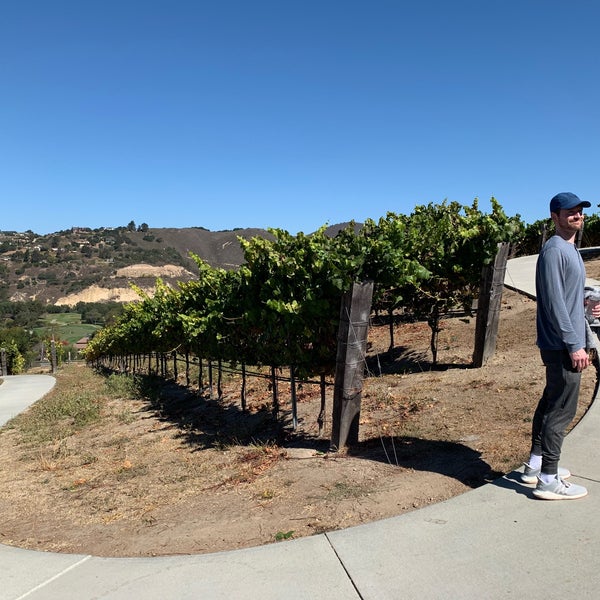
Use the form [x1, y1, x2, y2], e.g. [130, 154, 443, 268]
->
[1, 263, 599, 558]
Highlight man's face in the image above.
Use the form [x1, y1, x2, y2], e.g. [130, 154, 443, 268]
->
[552, 204, 585, 234]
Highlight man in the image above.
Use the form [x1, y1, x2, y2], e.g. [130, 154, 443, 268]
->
[522, 192, 599, 500]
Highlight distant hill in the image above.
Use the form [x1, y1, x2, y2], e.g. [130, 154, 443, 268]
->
[0, 223, 359, 306]
[0, 226, 275, 306]
[135, 227, 276, 270]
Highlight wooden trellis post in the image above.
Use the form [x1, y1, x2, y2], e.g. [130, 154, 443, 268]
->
[330, 281, 374, 450]
[0, 348, 6, 376]
[50, 339, 57, 374]
[472, 242, 510, 368]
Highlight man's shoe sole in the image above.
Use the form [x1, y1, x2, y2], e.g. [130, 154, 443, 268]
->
[532, 488, 588, 500]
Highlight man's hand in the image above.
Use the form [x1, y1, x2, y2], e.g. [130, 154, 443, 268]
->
[571, 348, 590, 372]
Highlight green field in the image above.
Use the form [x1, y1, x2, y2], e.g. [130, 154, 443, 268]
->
[35, 314, 100, 344]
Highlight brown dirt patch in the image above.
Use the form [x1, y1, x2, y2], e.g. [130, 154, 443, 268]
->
[1, 260, 599, 557]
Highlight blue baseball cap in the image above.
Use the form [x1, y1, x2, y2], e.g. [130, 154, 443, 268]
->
[550, 192, 591, 213]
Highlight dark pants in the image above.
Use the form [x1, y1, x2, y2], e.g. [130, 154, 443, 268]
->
[530, 349, 581, 475]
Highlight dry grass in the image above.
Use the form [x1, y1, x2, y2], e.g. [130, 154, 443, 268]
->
[0, 270, 599, 556]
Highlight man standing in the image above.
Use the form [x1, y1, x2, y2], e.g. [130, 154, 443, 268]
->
[522, 192, 598, 500]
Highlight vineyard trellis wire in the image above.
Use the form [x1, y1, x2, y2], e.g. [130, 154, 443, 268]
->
[89, 350, 333, 434]
[84, 199, 525, 446]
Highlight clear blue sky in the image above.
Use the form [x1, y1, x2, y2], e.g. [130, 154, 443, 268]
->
[2, 1, 599, 235]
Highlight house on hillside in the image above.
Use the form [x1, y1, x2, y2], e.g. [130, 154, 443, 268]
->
[74, 337, 89, 353]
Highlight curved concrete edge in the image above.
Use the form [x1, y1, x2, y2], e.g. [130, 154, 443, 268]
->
[0, 375, 56, 428]
[0, 375, 361, 600]
[5, 399, 600, 600]
[1, 536, 360, 600]
[3, 370, 600, 598]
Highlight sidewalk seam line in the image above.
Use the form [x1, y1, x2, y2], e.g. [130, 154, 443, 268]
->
[15, 555, 92, 600]
[324, 533, 365, 600]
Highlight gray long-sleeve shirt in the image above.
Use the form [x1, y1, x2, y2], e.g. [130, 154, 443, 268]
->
[536, 235, 586, 353]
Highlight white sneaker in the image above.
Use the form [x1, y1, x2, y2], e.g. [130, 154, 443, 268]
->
[533, 475, 587, 500]
[521, 463, 571, 485]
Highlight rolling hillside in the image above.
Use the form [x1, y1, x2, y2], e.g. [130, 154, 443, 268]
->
[0, 223, 354, 306]
[0, 226, 273, 306]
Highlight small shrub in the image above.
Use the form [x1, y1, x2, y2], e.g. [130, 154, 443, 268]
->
[104, 373, 140, 398]
[104, 373, 158, 402]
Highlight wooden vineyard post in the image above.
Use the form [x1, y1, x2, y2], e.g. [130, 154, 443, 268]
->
[290, 366, 298, 430]
[217, 358, 223, 399]
[317, 373, 326, 436]
[472, 242, 510, 368]
[50, 339, 57, 374]
[270, 366, 279, 420]
[330, 280, 374, 450]
[197, 353, 203, 390]
[241, 363, 247, 412]
[208, 360, 214, 400]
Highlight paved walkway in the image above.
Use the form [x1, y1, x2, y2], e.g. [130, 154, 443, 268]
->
[505, 249, 600, 297]
[2, 255, 600, 599]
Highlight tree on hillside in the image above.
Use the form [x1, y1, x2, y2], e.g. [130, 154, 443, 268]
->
[127, 220, 136, 232]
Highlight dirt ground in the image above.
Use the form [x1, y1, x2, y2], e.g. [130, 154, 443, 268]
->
[1, 260, 600, 558]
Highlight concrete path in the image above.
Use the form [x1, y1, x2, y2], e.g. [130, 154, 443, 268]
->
[0, 375, 56, 426]
[505, 250, 600, 298]
[2, 254, 600, 599]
